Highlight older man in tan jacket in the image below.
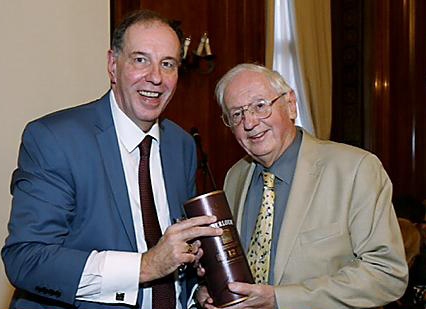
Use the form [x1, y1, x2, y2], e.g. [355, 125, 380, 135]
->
[197, 63, 408, 309]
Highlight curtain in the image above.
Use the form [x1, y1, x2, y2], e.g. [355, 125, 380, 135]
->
[267, 0, 332, 139]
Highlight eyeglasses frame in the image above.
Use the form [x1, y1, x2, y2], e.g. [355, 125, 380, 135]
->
[221, 91, 288, 127]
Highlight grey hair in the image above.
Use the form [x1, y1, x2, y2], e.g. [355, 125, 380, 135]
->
[111, 9, 184, 58]
[215, 63, 292, 113]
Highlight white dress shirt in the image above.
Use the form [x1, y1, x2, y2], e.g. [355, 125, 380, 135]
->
[76, 91, 182, 308]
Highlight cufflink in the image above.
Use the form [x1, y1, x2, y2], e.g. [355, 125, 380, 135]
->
[116, 292, 125, 301]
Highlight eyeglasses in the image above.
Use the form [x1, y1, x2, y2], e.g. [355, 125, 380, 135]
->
[222, 92, 287, 127]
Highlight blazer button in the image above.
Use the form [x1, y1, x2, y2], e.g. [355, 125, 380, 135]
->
[53, 290, 62, 297]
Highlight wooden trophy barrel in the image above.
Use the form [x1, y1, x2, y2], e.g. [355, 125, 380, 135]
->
[184, 190, 254, 308]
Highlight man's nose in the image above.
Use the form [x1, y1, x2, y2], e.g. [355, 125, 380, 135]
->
[243, 109, 260, 130]
[145, 64, 162, 85]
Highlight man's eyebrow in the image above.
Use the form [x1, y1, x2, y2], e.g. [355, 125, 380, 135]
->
[162, 56, 179, 62]
[129, 52, 178, 63]
[130, 51, 148, 57]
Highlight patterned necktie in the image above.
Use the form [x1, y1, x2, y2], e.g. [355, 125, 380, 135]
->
[247, 171, 276, 284]
[138, 136, 176, 309]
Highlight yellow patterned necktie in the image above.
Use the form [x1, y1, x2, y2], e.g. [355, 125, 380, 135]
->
[247, 171, 276, 284]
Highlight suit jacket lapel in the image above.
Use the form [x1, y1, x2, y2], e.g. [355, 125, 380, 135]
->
[273, 132, 323, 283]
[235, 162, 256, 232]
[95, 93, 137, 250]
[158, 121, 185, 221]
[226, 131, 324, 284]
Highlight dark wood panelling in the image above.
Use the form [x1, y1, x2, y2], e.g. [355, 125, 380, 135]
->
[110, 0, 140, 38]
[367, 0, 426, 200]
[111, 1, 265, 193]
[332, 0, 426, 201]
[413, 0, 426, 201]
[331, 0, 364, 148]
[388, 1, 415, 196]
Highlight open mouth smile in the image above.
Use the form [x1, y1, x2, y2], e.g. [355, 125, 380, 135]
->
[137, 90, 161, 98]
[248, 130, 267, 140]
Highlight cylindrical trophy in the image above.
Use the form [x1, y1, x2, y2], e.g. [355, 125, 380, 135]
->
[184, 190, 254, 308]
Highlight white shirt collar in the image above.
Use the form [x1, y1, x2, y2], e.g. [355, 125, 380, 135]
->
[109, 90, 160, 153]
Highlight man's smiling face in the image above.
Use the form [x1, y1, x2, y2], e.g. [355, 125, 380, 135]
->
[224, 70, 297, 167]
[108, 21, 180, 131]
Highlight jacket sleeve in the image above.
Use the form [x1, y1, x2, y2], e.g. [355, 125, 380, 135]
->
[274, 153, 408, 308]
[2, 121, 90, 305]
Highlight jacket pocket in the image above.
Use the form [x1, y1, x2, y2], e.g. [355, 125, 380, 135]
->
[299, 222, 341, 245]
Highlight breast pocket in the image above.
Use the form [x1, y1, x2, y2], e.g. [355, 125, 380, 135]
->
[300, 222, 353, 273]
[299, 222, 341, 245]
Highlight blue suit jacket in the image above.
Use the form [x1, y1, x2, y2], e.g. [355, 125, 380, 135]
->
[2, 93, 198, 308]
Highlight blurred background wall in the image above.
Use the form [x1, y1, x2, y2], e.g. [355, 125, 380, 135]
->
[0, 1, 110, 306]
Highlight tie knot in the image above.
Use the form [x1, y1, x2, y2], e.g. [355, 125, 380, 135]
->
[262, 172, 275, 189]
[139, 135, 152, 158]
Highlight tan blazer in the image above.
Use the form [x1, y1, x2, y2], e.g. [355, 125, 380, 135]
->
[224, 131, 408, 309]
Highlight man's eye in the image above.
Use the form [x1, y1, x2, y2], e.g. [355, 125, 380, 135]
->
[254, 101, 267, 111]
[135, 57, 148, 64]
[162, 60, 177, 70]
[231, 110, 242, 119]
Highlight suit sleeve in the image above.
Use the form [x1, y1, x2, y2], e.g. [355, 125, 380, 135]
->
[274, 153, 408, 308]
[2, 121, 91, 305]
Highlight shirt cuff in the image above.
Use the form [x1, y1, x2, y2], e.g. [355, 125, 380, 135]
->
[76, 250, 141, 305]
[102, 250, 141, 304]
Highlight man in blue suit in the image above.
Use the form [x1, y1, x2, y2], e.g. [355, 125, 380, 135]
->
[2, 9, 221, 309]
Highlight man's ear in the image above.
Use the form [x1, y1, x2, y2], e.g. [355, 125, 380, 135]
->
[107, 49, 117, 84]
[287, 90, 298, 120]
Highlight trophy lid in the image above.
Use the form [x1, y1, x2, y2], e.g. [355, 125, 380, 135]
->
[184, 190, 224, 205]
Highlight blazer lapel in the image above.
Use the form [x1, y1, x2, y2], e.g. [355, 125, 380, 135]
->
[158, 121, 186, 221]
[273, 132, 323, 283]
[95, 94, 137, 250]
[235, 162, 256, 232]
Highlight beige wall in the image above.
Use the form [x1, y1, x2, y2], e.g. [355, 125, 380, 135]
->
[0, 1, 110, 306]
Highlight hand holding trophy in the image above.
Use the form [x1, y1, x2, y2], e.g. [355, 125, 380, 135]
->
[184, 190, 254, 308]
